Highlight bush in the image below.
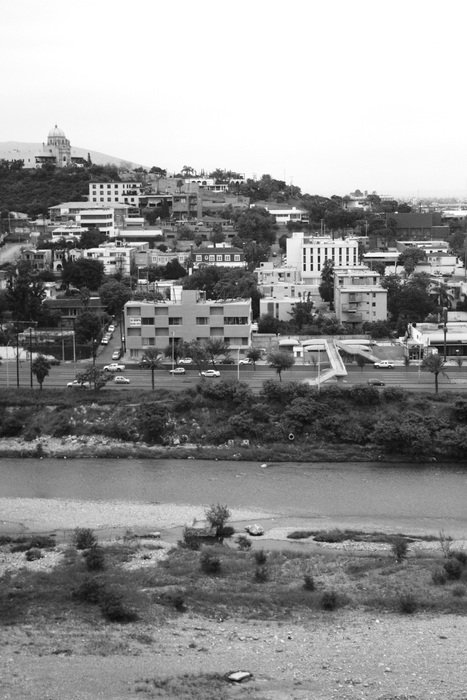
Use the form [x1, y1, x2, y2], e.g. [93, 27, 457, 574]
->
[398, 592, 418, 614]
[288, 531, 314, 540]
[254, 550, 267, 566]
[72, 577, 103, 604]
[303, 574, 316, 591]
[450, 550, 467, 565]
[25, 548, 42, 561]
[200, 550, 221, 575]
[99, 590, 138, 623]
[432, 568, 447, 586]
[254, 566, 269, 583]
[235, 535, 252, 551]
[444, 558, 463, 580]
[83, 545, 105, 571]
[391, 537, 409, 563]
[452, 585, 466, 598]
[321, 590, 338, 610]
[73, 528, 97, 550]
[204, 504, 231, 541]
[179, 527, 201, 550]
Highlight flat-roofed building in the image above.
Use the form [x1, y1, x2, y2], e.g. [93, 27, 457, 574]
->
[287, 232, 359, 283]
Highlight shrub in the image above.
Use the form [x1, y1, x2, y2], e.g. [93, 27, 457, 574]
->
[321, 590, 338, 610]
[218, 525, 235, 539]
[204, 504, 231, 541]
[452, 585, 466, 598]
[179, 527, 201, 550]
[432, 568, 447, 586]
[288, 531, 314, 540]
[254, 550, 267, 566]
[200, 550, 221, 575]
[398, 592, 418, 614]
[83, 545, 105, 571]
[25, 548, 42, 561]
[73, 528, 97, 550]
[99, 590, 138, 623]
[235, 535, 252, 551]
[450, 550, 467, 566]
[72, 577, 103, 604]
[303, 574, 316, 591]
[254, 566, 269, 583]
[444, 558, 463, 580]
[391, 537, 409, 563]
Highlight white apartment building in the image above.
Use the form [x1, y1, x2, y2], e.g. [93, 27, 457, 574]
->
[334, 268, 387, 327]
[84, 245, 138, 276]
[287, 232, 359, 283]
[89, 182, 143, 205]
[251, 204, 308, 224]
[254, 262, 301, 286]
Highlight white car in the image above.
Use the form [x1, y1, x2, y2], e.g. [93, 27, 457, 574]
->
[114, 375, 130, 384]
[67, 380, 90, 389]
[239, 357, 253, 365]
[103, 362, 125, 372]
[169, 367, 186, 374]
[112, 350, 122, 361]
[100, 337, 109, 345]
[178, 357, 193, 365]
[200, 369, 220, 378]
[108, 325, 115, 332]
[373, 360, 394, 369]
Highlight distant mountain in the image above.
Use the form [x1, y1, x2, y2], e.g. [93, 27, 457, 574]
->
[0, 141, 145, 170]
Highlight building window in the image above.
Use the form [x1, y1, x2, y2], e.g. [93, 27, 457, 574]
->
[209, 255, 215, 261]
[225, 255, 231, 261]
[195, 255, 202, 261]
[168, 318, 182, 325]
[216, 255, 223, 262]
[224, 317, 248, 325]
[196, 317, 209, 325]
[141, 317, 154, 325]
[234, 255, 240, 261]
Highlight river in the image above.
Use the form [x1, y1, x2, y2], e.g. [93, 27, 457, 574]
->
[1, 458, 466, 536]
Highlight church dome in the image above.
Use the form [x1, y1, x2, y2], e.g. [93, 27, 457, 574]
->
[48, 124, 66, 139]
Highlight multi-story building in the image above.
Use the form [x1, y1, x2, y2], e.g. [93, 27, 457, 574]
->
[251, 204, 308, 224]
[286, 232, 359, 284]
[88, 182, 144, 205]
[334, 269, 387, 326]
[192, 243, 246, 269]
[19, 248, 53, 270]
[49, 202, 128, 232]
[84, 244, 142, 276]
[123, 289, 252, 359]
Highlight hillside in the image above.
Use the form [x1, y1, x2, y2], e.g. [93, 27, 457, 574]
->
[0, 141, 145, 170]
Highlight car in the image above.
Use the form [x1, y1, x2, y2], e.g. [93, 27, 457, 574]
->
[178, 357, 193, 365]
[103, 362, 126, 372]
[114, 375, 130, 384]
[112, 350, 122, 361]
[100, 337, 109, 345]
[373, 360, 394, 369]
[67, 380, 90, 389]
[200, 369, 220, 378]
[368, 378, 385, 386]
[239, 357, 253, 365]
[244, 524, 264, 536]
[108, 324, 115, 332]
[169, 367, 186, 374]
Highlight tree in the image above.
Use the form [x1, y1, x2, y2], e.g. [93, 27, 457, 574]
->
[234, 208, 276, 246]
[205, 503, 231, 543]
[397, 248, 426, 275]
[268, 350, 295, 382]
[31, 355, 51, 390]
[98, 279, 131, 315]
[319, 259, 334, 303]
[6, 266, 46, 323]
[77, 365, 112, 391]
[289, 299, 314, 331]
[421, 353, 448, 394]
[141, 348, 163, 391]
[77, 228, 107, 250]
[246, 346, 262, 370]
[62, 258, 105, 290]
[183, 339, 209, 374]
[204, 338, 230, 369]
[74, 312, 102, 344]
[211, 223, 225, 244]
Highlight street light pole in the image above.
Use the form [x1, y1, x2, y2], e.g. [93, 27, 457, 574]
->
[443, 306, 448, 361]
[29, 327, 33, 388]
[171, 331, 175, 376]
[237, 347, 240, 381]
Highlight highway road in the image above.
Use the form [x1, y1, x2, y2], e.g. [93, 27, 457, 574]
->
[1, 360, 466, 394]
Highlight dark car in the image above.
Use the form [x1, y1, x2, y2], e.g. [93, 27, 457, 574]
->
[368, 378, 385, 386]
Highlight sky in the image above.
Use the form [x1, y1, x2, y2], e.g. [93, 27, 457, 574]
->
[2, 0, 467, 199]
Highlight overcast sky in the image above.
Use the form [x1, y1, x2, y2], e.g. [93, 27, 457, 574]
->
[2, 0, 467, 199]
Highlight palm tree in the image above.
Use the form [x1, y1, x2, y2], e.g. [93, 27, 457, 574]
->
[421, 353, 447, 394]
[141, 348, 163, 391]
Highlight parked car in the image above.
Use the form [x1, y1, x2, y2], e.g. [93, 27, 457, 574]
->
[103, 362, 125, 372]
[239, 357, 253, 365]
[368, 378, 385, 386]
[200, 369, 220, 378]
[169, 367, 186, 374]
[100, 337, 109, 345]
[114, 375, 130, 384]
[178, 357, 193, 365]
[108, 324, 115, 332]
[112, 350, 122, 361]
[67, 380, 90, 389]
[373, 360, 394, 369]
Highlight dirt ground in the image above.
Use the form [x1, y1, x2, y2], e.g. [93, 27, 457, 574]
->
[1, 498, 467, 699]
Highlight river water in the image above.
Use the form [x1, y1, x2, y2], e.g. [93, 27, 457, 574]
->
[1, 458, 466, 536]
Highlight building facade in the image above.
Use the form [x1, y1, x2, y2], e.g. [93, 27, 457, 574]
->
[89, 182, 143, 205]
[286, 232, 359, 283]
[124, 289, 252, 359]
